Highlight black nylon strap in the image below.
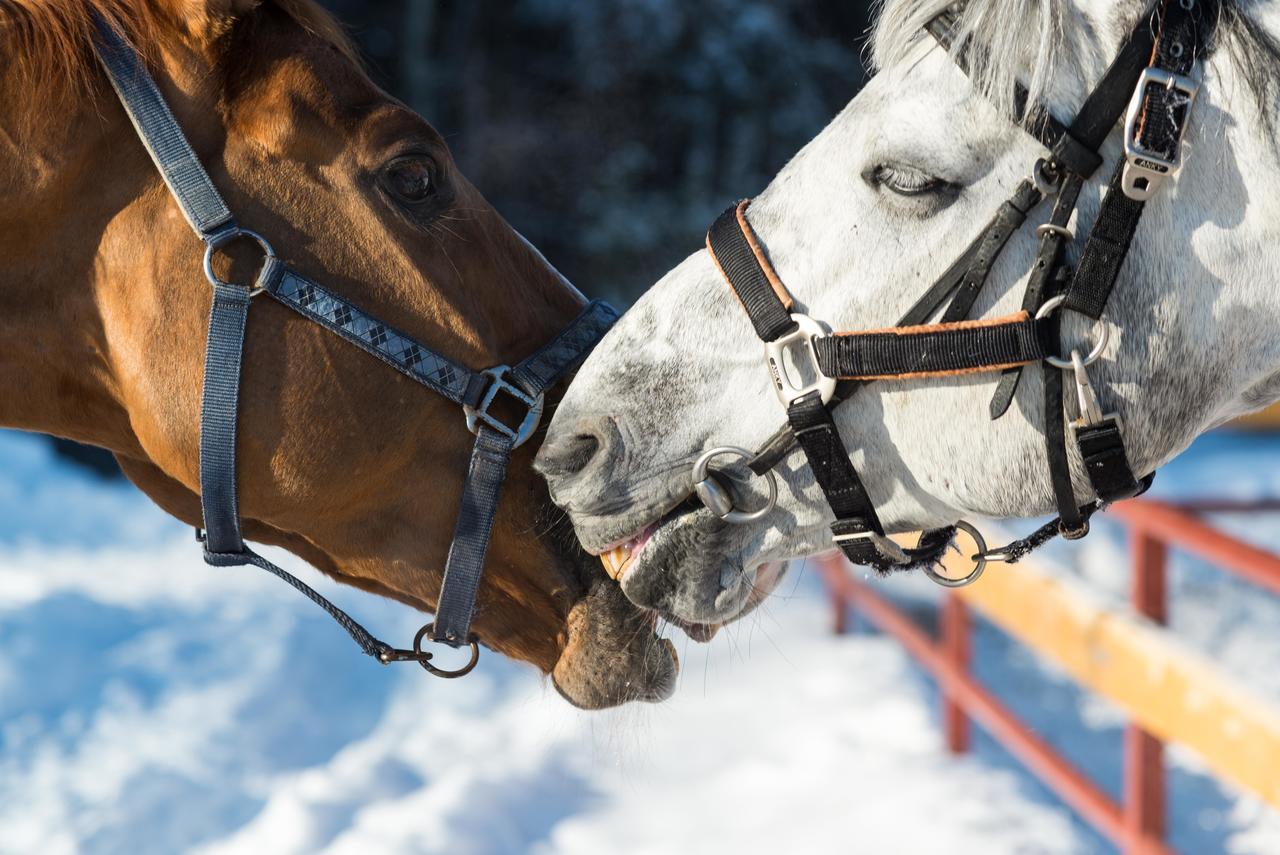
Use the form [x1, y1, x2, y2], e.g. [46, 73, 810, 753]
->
[1137, 0, 1213, 153]
[707, 204, 796, 342]
[1063, 162, 1145, 318]
[989, 176, 1086, 419]
[1061, 14, 1160, 154]
[1076, 417, 1143, 501]
[1043, 363, 1085, 533]
[1065, 0, 1216, 320]
[787, 391, 884, 539]
[816, 315, 1048, 380]
[941, 181, 1043, 323]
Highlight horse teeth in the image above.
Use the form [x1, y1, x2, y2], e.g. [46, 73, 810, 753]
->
[601, 544, 631, 580]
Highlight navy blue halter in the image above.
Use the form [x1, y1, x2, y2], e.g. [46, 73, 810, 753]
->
[92, 18, 616, 677]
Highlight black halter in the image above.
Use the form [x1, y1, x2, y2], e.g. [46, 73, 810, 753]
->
[91, 19, 616, 676]
[702, 0, 1218, 582]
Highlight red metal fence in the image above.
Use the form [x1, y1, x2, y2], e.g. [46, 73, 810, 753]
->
[820, 499, 1280, 855]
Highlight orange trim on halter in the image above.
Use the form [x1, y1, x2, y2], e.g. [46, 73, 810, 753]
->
[1134, 0, 1175, 140]
[832, 310, 1033, 338]
[845, 361, 1034, 382]
[735, 200, 795, 310]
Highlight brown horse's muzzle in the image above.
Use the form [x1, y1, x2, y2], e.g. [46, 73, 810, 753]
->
[552, 574, 679, 709]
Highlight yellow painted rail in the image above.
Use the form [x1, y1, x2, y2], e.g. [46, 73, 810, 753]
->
[944, 539, 1280, 809]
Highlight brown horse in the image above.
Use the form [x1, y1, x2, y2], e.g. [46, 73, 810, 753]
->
[0, 0, 676, 708]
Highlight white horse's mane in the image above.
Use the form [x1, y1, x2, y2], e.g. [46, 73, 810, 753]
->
[872, 0, 1280, 136]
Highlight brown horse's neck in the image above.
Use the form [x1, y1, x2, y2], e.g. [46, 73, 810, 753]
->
[0, 108, 137, 454]
[0, 8, 223, 458]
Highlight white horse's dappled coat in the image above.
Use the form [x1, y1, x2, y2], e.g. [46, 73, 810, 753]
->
[537, 0, 1280, 628]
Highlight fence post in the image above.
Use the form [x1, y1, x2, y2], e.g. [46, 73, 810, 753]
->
[942, 593, 971, 754]
[1125, 530, 1168, 851]
[831, 583, 849, 635]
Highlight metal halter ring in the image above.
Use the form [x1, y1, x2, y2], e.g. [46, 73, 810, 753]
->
[921, 520, 988, 589]
[203, 227, 276, 296]
[414, 623, 481, 678]
[1031, 157, 1062, 195]
[1035, 295, 1111, 369]
[692, 446, 779, 524]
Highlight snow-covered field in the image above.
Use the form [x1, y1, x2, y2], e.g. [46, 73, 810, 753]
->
[1, 428, 1278, 855]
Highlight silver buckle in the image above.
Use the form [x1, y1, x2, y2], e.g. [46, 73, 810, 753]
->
[1122, 68, 1200, 201]
[463, 366, 545, 448]
[764, 314, 837, 407]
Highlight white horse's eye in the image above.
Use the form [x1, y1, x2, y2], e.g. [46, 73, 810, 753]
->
[870, 163, 958, 198]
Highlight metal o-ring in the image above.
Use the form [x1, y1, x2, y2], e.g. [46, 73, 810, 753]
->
[1035, 295, 1111, 369]
[922, 520, 988, 589]
[413, 623, 481, 678]
[203, 228, 276, 293]
[1032, 158, 1060, 195]
[1035, 223, 1075, 241]
[692, 446, 779, 524]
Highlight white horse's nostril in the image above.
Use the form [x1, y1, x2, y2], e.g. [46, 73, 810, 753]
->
[536, 416, 618, 480]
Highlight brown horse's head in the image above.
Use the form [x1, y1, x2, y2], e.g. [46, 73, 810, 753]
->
[0, 0, 676, 708]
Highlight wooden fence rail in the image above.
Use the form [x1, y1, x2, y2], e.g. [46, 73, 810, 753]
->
[821, 500, 1280, 855]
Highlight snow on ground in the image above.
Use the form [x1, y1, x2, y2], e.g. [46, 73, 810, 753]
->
[0, 427, 1278, 854]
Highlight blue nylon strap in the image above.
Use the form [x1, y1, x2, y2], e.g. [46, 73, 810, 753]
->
[510, 301, 619, 395]
[199, 283, 252, 554]
[429, 301, 618, 645]
[90, 19, 407, 663]
[430, 427, 515, 645]
[261, 261, 481, 405]
[92, 19, 235, 240]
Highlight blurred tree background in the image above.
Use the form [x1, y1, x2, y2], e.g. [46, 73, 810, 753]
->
[321, 0, 878, 304]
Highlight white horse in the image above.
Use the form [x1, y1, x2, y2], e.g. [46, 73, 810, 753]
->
[535, 0, 1280, 632]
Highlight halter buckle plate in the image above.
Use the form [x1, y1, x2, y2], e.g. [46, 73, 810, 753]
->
[1122, 68, 1200, 201]
[464, 366, 545, 448]
[764, 314, 837, 407]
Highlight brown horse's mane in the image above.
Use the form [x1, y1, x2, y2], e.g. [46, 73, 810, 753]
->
[0, 0, 356, 119]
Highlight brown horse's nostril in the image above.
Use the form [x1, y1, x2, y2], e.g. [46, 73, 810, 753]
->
[536, 416, 617, 481]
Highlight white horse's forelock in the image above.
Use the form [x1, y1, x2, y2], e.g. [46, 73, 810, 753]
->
[873, 1, 1280, 139]
[872, 0, 1073, 120]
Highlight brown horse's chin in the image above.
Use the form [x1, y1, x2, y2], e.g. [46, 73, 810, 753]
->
[551, 576, 679, 709]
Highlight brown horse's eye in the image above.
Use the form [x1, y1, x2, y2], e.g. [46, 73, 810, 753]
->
[381, 156, 436, 205]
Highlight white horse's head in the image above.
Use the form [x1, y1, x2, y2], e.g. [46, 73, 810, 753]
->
[537, 0, 1280, 630]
